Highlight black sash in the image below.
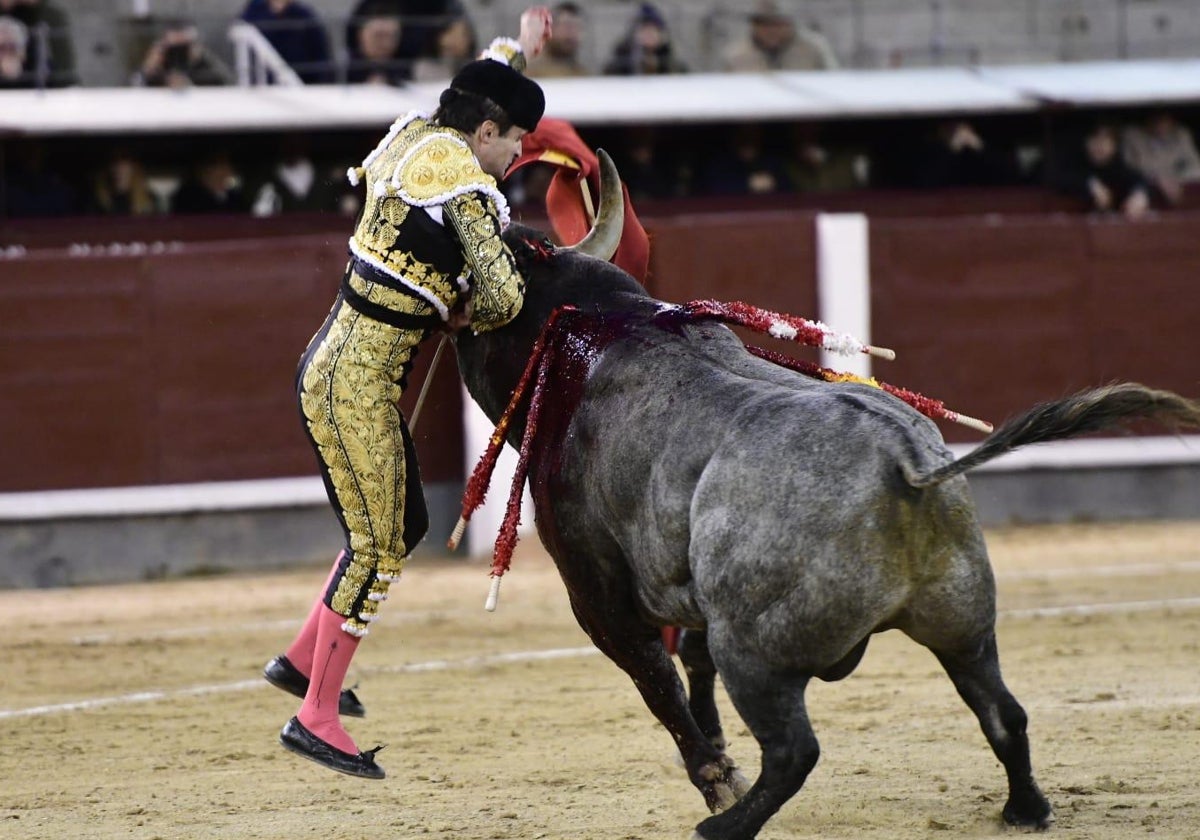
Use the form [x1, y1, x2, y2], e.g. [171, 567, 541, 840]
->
[341, 258, 443, 330]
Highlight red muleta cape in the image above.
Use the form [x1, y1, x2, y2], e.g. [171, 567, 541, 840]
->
[507, 118, 650, 284]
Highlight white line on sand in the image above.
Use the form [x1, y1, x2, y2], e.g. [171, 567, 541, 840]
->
[6, 597, 1200, 721]
[69, 610, 460, 646]
[0, 679, 265, 720]
[999, 596, 1200, 620]
[71, 619, 300, 646]
[997, 560, 1200, 581]
[0, 646, 600, 720]
[63, 561, 1200, 647]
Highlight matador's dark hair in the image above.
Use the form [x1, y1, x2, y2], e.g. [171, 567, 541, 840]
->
[432, 88, 517, 136]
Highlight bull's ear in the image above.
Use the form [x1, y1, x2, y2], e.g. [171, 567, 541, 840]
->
[565, 149, 624, 263]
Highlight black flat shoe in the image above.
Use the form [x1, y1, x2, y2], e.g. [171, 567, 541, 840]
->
[263, 655, 367, 718]
[279, 717, 386, 780]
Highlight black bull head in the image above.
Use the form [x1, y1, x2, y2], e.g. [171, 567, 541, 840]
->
[452, 154, 1200, 840]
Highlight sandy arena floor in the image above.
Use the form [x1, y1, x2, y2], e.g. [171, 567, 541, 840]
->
[1, 520, 1198, 840]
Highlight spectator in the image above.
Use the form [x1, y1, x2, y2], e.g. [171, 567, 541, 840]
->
[240, 0, 333, 84]
[1121, 110, 1200, 206]
[250, 137, 355, 216]
[345, 0, 465, 83]
[721, 0, 838, 72]
[527, 2, 588, 78]
[136, 18, 230, 88]
[89, 148, 157, 215]
[0, 0, 76, 86]
[910, 119, 1020, 188]
[697, 123, 789, 196]
[614, 125, 686, 200]
[1, 140, 76, 217]
[347, 6, 406, 85]
[604, 3, 688, 76]
[785, 122, 866, 192]
[1050, 122, 1153, 220]
[171, 150, 249, 215]
[412, 13, 476, 82]
[0, 15, 32, 88]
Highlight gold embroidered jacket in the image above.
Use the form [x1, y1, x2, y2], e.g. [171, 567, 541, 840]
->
[346, 113, 524, 333]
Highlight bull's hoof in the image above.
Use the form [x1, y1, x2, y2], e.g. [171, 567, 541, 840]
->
[698, 757, 751, 814]
[728, 767, 752, 799]
[707, 779, 739, 814]
[1002, 796, 1055, 831]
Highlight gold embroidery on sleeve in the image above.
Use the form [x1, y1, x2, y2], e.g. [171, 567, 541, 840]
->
[444, 192, 525, 330]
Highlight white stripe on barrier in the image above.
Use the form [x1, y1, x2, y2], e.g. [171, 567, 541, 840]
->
[946, 434, 1200, 471]
[3, 435, 1196, 521]
[816, 212, 872, 379]
[461, 384, 535, 558]
[0, 476, 330, 521]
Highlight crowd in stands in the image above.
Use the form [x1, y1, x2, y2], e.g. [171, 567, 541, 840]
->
[0, 0, 75, 88]
[0, 0, 841, 90]
[2, 1, 1200, 221]
[223, 0, 836, 85]
[4, 107, 1199, 221]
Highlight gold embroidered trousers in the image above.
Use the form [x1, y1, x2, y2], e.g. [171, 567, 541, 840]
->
[297, 280, 431, 637]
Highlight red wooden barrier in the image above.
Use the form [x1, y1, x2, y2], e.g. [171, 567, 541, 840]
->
[2, 199, 1197, 492]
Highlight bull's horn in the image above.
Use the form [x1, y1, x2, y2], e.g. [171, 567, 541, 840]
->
[566, 148, 624, 262]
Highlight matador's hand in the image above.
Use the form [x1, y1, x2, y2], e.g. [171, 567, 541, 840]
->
[444, 297, 474, 333]
[518, 6, 553, 59]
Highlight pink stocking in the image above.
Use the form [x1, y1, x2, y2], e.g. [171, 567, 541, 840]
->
[297, 604, 361, 754]
[283, 551, 344, 676]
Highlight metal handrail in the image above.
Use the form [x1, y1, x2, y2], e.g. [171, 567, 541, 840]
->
[227, 21, 303, 87]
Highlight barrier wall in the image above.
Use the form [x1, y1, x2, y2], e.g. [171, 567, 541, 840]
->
[2, 199, 1197, 494]
[0, 227, 463, 493]
[871, 212, 1200, 442]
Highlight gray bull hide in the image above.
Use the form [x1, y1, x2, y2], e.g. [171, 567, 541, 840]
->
[453, 161, 1200, 840]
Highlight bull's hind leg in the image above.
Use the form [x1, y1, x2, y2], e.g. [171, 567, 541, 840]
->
[933, 633, 1055, 828]
[693, 644, 818, 840]
[677, 629, 727, 750]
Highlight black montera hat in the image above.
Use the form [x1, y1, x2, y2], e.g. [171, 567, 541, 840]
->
[450, 59, 545, 132]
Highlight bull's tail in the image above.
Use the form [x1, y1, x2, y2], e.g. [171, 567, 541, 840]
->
[905, 382, 1200, 488]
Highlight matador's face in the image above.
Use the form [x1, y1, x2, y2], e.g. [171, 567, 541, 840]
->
[473, 122, 528, 181]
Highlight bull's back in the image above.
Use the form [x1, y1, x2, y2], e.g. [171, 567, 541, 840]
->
[556, 321, 976, 641]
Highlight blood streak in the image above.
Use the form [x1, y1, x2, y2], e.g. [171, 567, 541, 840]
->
[463, 301, 986, 581]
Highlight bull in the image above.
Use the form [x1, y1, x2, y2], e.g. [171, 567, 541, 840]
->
[453, 154, 1200, 839]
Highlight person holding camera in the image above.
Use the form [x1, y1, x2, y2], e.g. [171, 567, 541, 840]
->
[137, 18, 230, 89]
